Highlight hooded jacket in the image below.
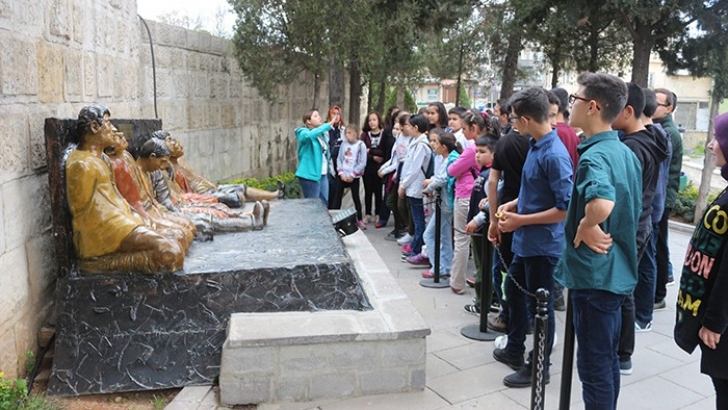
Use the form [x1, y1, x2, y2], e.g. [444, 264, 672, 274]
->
[619, 127, 670, 252]
[646, 123, 672, 223]
[656, 114, 683, 209]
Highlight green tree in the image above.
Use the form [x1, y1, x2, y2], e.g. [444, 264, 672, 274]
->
[614, 0, 728, 87]
[663, 6, 728, 221]
[229, 0, 331, 105]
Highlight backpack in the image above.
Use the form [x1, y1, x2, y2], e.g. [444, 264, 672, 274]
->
[418, 141, 436, 178]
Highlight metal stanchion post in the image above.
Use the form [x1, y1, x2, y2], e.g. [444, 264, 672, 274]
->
[460, 222, 500, 341]
[559, 292, 575, 410]
[421, 189, 449, 288]
[530, 288, 550, 410]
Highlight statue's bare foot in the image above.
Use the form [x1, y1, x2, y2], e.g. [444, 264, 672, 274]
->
[261, 200, 270, 226]
[277, 179, 286, 199]
[252, 201, 265, 230]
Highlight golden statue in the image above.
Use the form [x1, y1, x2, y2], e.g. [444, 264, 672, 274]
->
[66, 105, 185, 274]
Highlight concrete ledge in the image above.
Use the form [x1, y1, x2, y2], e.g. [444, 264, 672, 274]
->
[220, 230, 431, 405]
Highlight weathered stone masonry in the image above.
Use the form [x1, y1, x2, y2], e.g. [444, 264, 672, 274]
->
[0, 0, 328, 377]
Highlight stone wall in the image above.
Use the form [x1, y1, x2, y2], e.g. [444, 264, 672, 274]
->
[0, 0, 328, 378]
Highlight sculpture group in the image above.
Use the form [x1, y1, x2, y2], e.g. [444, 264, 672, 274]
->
[66, 104, 284, 274]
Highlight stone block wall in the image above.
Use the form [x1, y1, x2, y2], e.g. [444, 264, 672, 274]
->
[0, 0, 332, 378]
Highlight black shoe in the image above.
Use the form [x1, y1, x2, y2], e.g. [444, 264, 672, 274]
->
[554, 294, 566, 312]
[277, 179, 286, 199]
[493, 348, 524, 371]
[503, 364, 550, 388]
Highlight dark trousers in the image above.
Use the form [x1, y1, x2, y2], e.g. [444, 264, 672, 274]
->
[505, 255, 557, 371]
[407, 197, 425, 254]
[634, 227, 658, 325]
[571, 289, 626, 410]
[338, 178, 363, 220]
[655, 207, 673, 302]
[328, 174, 343, 210]
[471, 230, 491, 306]
[713, 377, 728, 410]
[363, 172, 382, 216]
[494, 231, 515, 320]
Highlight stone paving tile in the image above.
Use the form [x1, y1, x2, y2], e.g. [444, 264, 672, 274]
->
[426, 353, 461, 379]
[426, 328, 471, 353]
[679, 396, 716, 410]
[426, 363, 512, 405]
[432, 340, 497, 371]
[321, 389, 449, 410]
[644, 336, 700, 365]
[659, 361, 715, 397]
[437, 391, 528, 409]
[619, 376, 704, 409]
[620, 347, 685, 386]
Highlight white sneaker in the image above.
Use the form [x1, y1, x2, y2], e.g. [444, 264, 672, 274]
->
[397, 233, 413, 246]
[494, 335, 508, 350]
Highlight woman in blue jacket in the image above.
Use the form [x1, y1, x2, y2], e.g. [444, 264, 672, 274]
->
[295, 109, 340, 205]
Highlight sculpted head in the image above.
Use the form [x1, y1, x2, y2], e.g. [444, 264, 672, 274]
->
[76, 104, 113, 147]
[153, 130, 184, 159]
[138, 138, 171, 172]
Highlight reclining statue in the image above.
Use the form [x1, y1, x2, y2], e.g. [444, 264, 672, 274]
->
[152, 130, 284, 208]
[65, 105, 185, 274]
[132, 135, 267, 234]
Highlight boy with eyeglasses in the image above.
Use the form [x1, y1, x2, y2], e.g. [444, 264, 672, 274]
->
[555, 73, 642, 410]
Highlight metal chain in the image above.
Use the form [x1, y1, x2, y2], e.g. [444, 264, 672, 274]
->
[534, 323, 547, 410]
[493, 245, 538, 299]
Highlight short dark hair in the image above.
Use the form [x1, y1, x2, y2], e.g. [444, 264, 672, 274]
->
[642, 88, 658, 117]
[76, 104, 111, 142]
[448, 106, 467, 118]
[408, 114, 429, 134]
[397, 112, 411, 127]
[497, 100, 511, 117]
[152, 130, 170, 140]
[437, 131, 461, 154]
[624, 82, 646, 119]
[509, 87, 550, 123]
[475, 135, 497, 152]
[550, 88, 569, 115]
[546, 90, 561, 107]
[138, 138, 170, 159]
[654, 88, 675, 108]
[577, 72, 628, 123]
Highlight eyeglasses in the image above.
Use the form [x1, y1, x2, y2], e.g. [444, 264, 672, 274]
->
[656, 102, 670, 107]
[569, 94, 601, 111]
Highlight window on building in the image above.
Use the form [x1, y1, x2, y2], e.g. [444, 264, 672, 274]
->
[427, 89, 438, 101]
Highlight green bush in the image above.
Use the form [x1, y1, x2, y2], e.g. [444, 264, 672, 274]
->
[0, 373, 27, 409]
[674, 183, 698, 222]
[227, 171, 302, 199]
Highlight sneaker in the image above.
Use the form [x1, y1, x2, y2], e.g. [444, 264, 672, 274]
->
[400, 243, 412, 254]
[635, 321, 653, 333]
[503, 364, 550, 388]
[363, 215, 370, 224]
[654, 299, 667, 311]
[488, 315, 508, 333]
[406, 254, 430, 266]
[493, 348, 524, 371]
[494, 335, 508, 350]
[619, 359, 633, 375]
[451, 286, 465, 295]
[396, 233, 413, 246]
[466, 277, 476, 288]
[490, 301, 501, 313]
[463, 304, 480, 315]
[356, 220, 367, 230]
[375, 220, 385, 228]
[554, 294, 566, 312]
[422, 270, 434, 279]
[667, 277, 675, 286]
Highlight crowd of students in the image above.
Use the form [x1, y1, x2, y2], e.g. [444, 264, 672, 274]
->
[293, 74, 728, 410]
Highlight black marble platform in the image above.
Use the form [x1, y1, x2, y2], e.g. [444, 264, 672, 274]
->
[48, 200, 371, 396]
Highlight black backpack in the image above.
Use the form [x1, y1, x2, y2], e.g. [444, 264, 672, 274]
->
[418, 141, 436, 178]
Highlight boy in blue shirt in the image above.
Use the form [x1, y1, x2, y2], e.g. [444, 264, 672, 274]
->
[555, 73, 642, 410]
[492, 87, 573, 387]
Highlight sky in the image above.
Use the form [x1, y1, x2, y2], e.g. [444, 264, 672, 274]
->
[136, 0, 237, 36]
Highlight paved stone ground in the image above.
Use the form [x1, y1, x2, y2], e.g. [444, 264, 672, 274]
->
[170, 219, 716, 410]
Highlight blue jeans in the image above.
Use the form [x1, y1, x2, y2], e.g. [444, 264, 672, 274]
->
[505, 255, 557, 371]
[634, 227, 657, 326]
[423, 207, 452, 275]
[407, 197, 426, 255]
[571, 289, 626, 410]
[299, 175, 329, 206]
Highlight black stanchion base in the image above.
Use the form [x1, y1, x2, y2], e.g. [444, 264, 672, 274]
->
[419, 277, 451, 288]
[460, 323, 501, 341]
